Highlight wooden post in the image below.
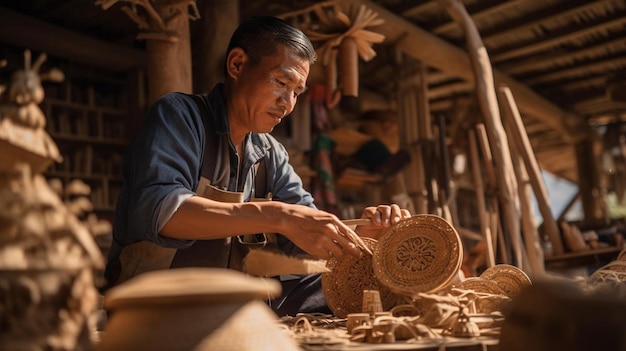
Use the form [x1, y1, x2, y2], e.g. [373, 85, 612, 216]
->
[146, 2, 194, 104]
[576, 137, 610, 227]
[191, 0, 239, 93]
[498, 86, 564, 255]
[438, 0, 523, 269]
[96, 1, 198, 105]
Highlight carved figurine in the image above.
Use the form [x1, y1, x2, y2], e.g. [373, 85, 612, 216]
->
[0, 50, 63, 174]
[0, 50, 104, 351]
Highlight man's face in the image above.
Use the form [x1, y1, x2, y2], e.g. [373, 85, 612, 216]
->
[229, 44, 310, 134]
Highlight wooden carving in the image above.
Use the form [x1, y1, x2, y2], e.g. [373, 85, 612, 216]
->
[0, 50, 104, 351]
[95, 0, 200, 42]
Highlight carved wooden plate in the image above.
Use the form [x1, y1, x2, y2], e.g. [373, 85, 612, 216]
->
[480, 264, 532, 298]
[372, 214, 463, 297]
[321, 237, 404, 318]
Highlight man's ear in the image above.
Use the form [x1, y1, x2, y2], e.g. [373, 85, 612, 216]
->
[226, 47, 247, 80]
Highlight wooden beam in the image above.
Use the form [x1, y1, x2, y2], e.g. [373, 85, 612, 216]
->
[491, 15, 626, 63]
[526, 56, 626, 86]
[342, 0, 585, 141]
[0, 7, 145, 72]
[575, 99, 626, 116]
[502, 37, 626, 75]
[559, 76, 611, 93]
[483, 0, 617, 46]
[400, 2, 440, 18]
[428, 81, 474, 100]
[433, 0, 527, 36]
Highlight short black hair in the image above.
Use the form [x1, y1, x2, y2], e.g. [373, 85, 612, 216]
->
[227, 16, 317, 66]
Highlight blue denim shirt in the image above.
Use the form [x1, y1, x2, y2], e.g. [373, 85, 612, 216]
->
[106, 84, 314, 279]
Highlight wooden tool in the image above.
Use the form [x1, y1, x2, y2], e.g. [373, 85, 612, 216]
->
[341, 218, 373, 226]
[342, 218, 374, 255]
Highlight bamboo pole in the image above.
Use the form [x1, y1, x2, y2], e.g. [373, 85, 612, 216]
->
[398, 63, 429, 214]
[415, 61, 437, 213]
[507, 131, 546, 276]
[476, 124, 507, 263]
[438, 0, 523, 269]
[498, 86, 565, 255]
[406, 144, 428, 214]
[417, 61, 432, 140]
[469, 129, 496, 267]
[437, 114, 452, 199]
[340, 37, 359, 97]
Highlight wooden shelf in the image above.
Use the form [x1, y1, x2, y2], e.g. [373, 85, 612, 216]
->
[41, 73, 133, 217]
[544, 246, 623, 270]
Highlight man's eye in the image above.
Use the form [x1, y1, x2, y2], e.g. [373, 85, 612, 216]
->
[275, 78, 286, 86]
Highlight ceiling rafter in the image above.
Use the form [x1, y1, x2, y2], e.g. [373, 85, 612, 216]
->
[490, 14, 626, 63]
[400, 2, 440, 18]
[526, 56, 626, 86]
[501, 36, 626, 76]
[482, 0, 619, 46]
[433, 0, 527, 36]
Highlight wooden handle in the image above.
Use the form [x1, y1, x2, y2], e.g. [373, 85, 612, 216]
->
[342, 218, 372, 226]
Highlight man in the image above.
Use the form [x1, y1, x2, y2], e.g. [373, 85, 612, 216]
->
[104, 16, 410, 316]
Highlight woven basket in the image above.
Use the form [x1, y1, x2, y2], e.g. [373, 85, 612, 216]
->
[453, 277, 508, 314]
[372, 214, 463, 297]
[453, 277, 505, 295]
[590, 260, 626, 284]
[321, 238, 403, 318]
[480, 264, 532, 298]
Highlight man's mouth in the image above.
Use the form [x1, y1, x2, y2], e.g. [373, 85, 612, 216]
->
[269, 111, 285, 122]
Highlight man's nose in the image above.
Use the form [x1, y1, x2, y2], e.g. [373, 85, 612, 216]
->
[278, 91, 296, 114]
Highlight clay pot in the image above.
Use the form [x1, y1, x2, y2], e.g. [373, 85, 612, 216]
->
[96, 268, 300, 351]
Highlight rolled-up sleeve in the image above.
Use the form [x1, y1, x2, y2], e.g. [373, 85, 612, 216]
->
[115, 93, 205, 249]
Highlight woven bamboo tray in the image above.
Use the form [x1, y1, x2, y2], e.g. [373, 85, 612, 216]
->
[321, 237, 404, 318]
[480, 264, 532, 298]
[372, 214, 463, 297]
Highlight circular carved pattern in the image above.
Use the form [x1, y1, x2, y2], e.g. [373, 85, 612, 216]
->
[372, 214, 463, 297]
[396, 236, 437, 273]
[321, 238, 403, 318]
[480, 264, 532, 298]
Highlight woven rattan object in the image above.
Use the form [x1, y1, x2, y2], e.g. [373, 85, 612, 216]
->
[590, 260, 626, 283]
[480, 264, 532, 298]
[322, 238, 403, 318]
[453, 277, 508, 314]
[453, 277, 505, 295]
[372, 214, 463, 297]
